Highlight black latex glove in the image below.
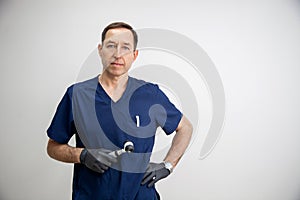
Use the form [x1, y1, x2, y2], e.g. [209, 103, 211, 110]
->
[80, 148, 117, 173]
[141, 162, 171, 187]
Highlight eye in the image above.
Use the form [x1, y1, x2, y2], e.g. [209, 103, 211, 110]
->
[107, 44, 116, 49]
[122, 46, 130, 51]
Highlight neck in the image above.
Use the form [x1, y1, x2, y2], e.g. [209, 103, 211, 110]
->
[98, 72, 128, 89]
[98, 72, 129, 102]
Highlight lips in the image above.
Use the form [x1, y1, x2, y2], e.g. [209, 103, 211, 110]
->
[111, 62, 124, 66]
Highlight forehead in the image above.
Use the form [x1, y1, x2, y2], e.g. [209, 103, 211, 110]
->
[104, 28, 134, 44]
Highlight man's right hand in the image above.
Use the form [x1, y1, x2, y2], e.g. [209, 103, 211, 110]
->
[80, 148, 117, 173]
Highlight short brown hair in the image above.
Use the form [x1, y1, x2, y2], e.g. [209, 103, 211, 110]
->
[101, 22, 138, 50]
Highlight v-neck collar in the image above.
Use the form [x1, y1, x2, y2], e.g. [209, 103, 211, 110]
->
[97, 76, 132, 104]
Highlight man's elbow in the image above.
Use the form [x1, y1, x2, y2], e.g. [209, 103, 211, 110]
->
[46, 139, 57, 160]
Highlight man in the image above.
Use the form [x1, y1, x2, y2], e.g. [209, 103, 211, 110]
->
[47, 22, 193, 200]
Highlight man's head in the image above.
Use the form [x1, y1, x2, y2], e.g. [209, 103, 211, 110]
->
[101, 22, 138, 50]
[98, 22, 139, 77]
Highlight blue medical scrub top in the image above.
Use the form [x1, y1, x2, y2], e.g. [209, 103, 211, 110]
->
[47, 76, 182, 200]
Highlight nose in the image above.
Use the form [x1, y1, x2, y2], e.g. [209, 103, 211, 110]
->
[113, 46, 123, 58]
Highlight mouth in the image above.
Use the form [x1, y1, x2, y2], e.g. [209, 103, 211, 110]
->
[111, 62, 124, 66]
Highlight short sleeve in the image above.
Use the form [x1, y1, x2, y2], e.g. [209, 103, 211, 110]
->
[47, 86, 76, 144]
[155, 85, 183, 135]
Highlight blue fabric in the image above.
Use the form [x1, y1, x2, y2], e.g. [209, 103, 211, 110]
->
[47, 76, 182, 200]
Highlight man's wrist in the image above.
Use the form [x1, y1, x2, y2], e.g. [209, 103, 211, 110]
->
[163, 161, 173, 173]
[79, 148, 87, 164]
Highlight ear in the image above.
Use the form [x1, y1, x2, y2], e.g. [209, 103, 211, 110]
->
[98, 44, 103, 57]
[133, 50, 139, 61]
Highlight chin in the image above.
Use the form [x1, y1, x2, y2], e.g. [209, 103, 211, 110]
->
[108, 69, 128, 77]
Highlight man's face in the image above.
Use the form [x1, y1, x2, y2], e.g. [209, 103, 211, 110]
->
[98, 28, 138, 77]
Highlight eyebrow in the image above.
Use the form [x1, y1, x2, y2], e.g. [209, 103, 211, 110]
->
[123, 42, 131, 46]
[106, 40, 132, 46]
[106, 40, 117, 44]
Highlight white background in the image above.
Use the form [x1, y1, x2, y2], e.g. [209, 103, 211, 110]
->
[1, 0, 300, 199]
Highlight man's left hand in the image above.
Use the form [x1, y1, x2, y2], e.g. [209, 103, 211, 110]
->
[141, 162, 171, 187]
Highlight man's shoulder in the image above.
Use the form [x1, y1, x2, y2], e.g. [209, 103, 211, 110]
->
[64, 76, 98, 96]
[129, 76, 159, 92]
[74, 76, 98, 88]
[70, 76, 98, 89]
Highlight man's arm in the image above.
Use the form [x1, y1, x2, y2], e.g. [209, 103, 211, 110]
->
[47, 139, 117, 174]
[164, 115, 193, 168]
[141, 115, 193, 187]
[47, 139, 83, 163]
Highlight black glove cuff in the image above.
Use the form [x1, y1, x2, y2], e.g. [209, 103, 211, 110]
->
[80, 149, 87, 164]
